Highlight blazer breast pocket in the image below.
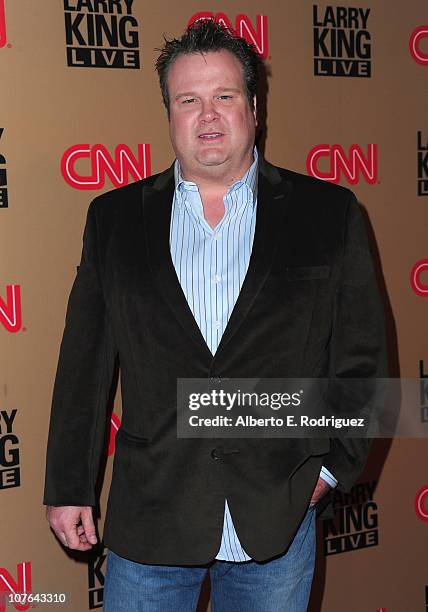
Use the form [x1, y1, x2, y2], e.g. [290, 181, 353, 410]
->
[284, 265, 330, 281]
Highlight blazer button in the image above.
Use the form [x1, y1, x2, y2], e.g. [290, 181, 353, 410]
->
[211, 448, 221, 460]
[209, 376, 222, 384]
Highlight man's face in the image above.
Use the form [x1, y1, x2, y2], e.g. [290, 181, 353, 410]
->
[166, 49, 257, 180]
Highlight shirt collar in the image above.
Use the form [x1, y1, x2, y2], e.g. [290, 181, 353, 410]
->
[174, 146, 259, 208]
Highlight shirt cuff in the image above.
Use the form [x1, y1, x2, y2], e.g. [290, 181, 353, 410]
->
[320, 465, 338, 488]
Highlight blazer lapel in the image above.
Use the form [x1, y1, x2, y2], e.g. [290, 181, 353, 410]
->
[212, 157, 293, 362]
[142, 165, 214, 364]
[142, 157, 293, 365]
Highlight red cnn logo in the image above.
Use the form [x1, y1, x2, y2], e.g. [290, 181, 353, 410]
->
[306, 144, 378, 185]
[189, 12, 268, 59]
[0, 0, 6, 49]
[409, 26, 428, 65]
[108, 412, 121, 456]
[0, 562, 32, 612]
[0, 285, 22, 333]
[415, 485, 428, 521]
[61, 144, 151, 190]
[410, 259, 428, 296]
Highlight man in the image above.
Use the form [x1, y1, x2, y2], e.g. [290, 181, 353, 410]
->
[44, 20, 387, 611]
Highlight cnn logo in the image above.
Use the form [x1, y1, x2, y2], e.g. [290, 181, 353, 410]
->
[61, 143, 151, 189]
[0, 285, 22, 333]
[415, 485, 428, 521]
[307, 144, 377, 185]
[0, 562, 32, 612]
[409, 26, 428, 65]
[189, 12, 268, 59]
[410, 259, 428, 296]
[0, 0, 7, 49]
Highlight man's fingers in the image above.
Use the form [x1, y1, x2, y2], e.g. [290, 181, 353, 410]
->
[62, 523, 81, 549]
[77, 525, 88, 543]
[81, 507, 98, 545]
[47, 506, 95, 551]
[57, 525, 92, 550]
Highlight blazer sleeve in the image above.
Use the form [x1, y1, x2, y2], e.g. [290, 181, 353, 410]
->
[43, 198, 117, 507]
[322, 191, 388, 492]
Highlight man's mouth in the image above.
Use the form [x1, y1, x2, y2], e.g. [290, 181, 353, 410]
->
[198, 133, 223, 139]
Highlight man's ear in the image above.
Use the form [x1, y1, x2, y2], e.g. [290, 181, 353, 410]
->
[252, 95, 258, 126]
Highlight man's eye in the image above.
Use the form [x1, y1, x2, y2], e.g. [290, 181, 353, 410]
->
[218, 95, 232, 100]
[182, 98, 196, 104]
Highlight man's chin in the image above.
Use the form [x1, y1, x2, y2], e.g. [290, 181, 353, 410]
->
[196, 152, 228, 168]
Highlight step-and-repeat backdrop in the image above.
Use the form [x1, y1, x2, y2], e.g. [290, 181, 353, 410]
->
[1, 1, 427, 610]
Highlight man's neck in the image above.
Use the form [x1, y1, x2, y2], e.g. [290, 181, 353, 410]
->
[179, 152, 255, 196]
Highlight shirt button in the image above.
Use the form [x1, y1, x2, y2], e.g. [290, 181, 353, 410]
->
[213, 274, 221, 283]
[214, 320, 221, 329]
[214, 233, 221, 240]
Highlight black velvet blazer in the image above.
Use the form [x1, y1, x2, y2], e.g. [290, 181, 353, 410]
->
[43, 156, 388, 564]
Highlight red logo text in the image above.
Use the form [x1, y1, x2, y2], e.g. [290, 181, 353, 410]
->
[188, 13, 268, 59]
[410, 259, 428, 296]
[0, 285, 22, 333]
[306, 144, 377, 185]
[415, 485, 428, 521]
[108, 412, 121, 456]
[0, 562, 32, 612]
[61, 144, 151, 190]
[409, 26, 428, 65]
[0, 0, 7, 49]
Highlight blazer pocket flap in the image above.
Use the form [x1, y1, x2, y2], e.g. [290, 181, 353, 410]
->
[285, 265, 330, 280]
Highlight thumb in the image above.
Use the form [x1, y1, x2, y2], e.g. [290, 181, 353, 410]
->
[81, 508, 97, 545]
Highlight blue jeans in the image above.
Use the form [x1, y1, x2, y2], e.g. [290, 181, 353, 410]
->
[103, 506, 316, 612]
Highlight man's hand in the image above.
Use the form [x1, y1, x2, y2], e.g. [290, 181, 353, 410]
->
[310, 477, 331, 505]
[46, 506, 98, 551]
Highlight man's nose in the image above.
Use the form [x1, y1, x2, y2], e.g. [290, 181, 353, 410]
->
[199, 100, 219, 122]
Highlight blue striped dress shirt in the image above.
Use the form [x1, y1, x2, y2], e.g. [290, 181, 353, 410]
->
[169, 148, 337, 562]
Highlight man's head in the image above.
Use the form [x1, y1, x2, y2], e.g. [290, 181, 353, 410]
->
[155, 20, 263, 182]
[156, 20, 261, 116]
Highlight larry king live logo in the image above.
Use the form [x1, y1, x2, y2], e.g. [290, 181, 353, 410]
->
[323, 480, 378, 554]
[313, 5, 371, 77]
[64, 0, 140, 68]
[88, 547, 107, 609]
[0, 408, 20, 490]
